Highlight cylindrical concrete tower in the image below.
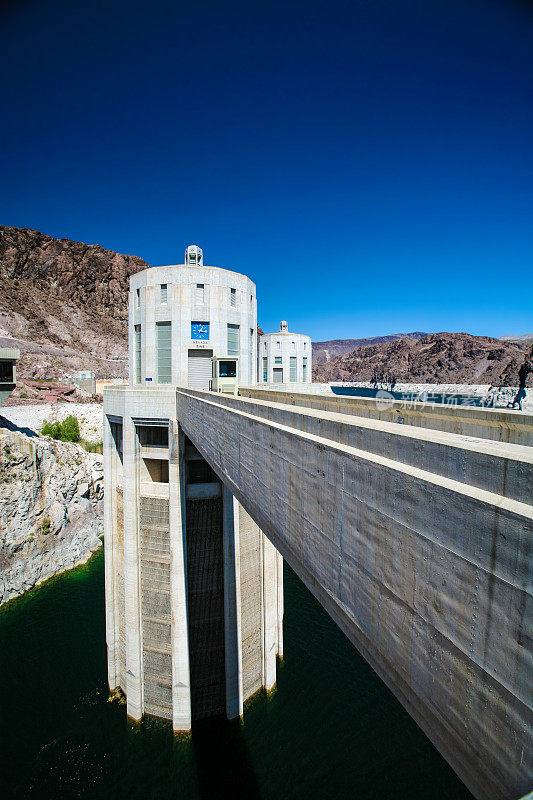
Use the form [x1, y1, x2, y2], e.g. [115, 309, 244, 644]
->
[104, 246, 283, 731]
[129, 246, 257, 388]
[259, 321, 312, 385]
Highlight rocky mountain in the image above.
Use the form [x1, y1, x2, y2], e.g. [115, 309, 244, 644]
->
[313, 332, 531, 386]
[0, 225, 148, 380]
[0, 428, 103, 605]
[312, 332, 427, 364]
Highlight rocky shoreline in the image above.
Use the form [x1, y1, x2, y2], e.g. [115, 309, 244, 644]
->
[0, 428, 103, 606]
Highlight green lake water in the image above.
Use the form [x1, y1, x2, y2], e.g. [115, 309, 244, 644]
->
[0, 549, 473, 799]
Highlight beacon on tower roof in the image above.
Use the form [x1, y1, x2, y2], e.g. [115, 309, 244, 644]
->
[185, 244, 203, 266]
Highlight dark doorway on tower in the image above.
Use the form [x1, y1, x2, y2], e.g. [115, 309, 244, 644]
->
[184, 437, 226, 720]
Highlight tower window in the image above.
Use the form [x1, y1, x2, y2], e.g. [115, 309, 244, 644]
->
[250, 329, 254, 382]
[156, 322, 172, 384]
[161, 284, 167, 304]
[136, 288, 141, 308]
[227, 324, 240, 355]
[135, 325, 141, 383]
[0, 361, 15, 382]
[290, 356, 297, 382]
[196, 283, 205, 304]
[230, 288, 236, 307]
[138, 426, 169, 447]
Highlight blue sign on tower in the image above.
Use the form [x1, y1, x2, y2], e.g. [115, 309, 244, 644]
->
[191, 322, 209, 340]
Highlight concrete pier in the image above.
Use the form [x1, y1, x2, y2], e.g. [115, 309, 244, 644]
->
[104, 387, 283, 730]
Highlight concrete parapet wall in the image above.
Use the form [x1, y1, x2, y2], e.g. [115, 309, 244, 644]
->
[240, 387, 533, 447]
[176, 388, 533, 800]
[185, 389, 533, 504]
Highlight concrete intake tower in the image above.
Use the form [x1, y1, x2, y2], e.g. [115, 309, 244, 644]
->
[104, 247, 283, 728]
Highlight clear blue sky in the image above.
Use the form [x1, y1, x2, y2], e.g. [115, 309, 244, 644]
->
[1, 0, 532, 341]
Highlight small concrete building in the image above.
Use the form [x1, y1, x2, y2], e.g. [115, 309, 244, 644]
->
[259, 320, 312, 385]
[95, 378, 128, 397]
[104, 247, 283, 730]
[0, 346, 20, 406]
[129, 245, 257, 389]
[73, 370, 96, 395]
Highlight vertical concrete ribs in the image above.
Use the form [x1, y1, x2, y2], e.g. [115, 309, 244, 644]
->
[104, 388, 283, 735]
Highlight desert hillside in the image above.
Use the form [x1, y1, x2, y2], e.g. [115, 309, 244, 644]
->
[313, 332, 531, 386]
[0, 225, 147, 379]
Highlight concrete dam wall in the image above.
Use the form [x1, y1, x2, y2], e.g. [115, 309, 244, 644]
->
[176, 388, 532, 800]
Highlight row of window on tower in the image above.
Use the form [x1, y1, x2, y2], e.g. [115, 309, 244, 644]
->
[133, 323, 253, 384]
[262, 340, 307, 352]
[135, 285, 252, 308]
[261, 356, 308, 383]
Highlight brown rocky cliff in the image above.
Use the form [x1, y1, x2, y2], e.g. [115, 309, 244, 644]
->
[313, 332, 531, 385]
[0, 225, 148, 379]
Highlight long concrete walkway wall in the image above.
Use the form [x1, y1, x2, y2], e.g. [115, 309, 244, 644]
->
[186, 390, 533, 503]
[240, 387, 533, 446]
[176, 388, 533, 800]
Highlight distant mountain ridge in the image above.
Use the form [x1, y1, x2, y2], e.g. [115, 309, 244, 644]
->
[313, 332, 531, 386]
[499, 334, 533, 343]
[312, 332, 427, 364]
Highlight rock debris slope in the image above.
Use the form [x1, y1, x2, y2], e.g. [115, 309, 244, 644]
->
[313, 332, 531, 385]
[0, 224, 148, 380]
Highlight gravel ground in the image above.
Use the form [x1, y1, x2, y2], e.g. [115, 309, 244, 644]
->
[0, 402, 103, 442]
